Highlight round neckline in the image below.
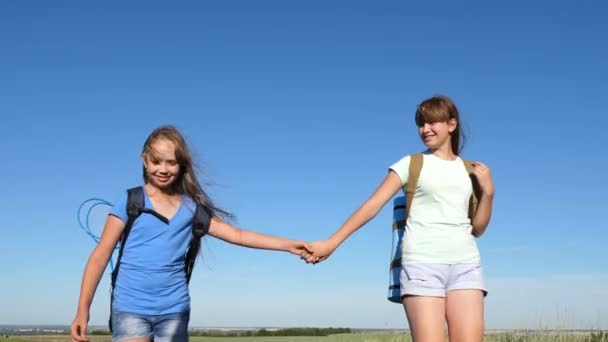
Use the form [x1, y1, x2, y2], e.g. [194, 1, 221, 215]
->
[424, 151, 461, 162]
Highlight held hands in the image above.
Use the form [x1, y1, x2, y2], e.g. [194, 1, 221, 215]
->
[299, 239, 337, 264]
[286, 240, 314, 256]
[470, 161, 494, 197]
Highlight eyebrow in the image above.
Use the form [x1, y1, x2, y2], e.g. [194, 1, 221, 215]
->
[147, 154, 177, 162]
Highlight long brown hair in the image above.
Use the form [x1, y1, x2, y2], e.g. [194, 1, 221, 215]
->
[414, 95, 466, 155]
[141, 125, 230, 218]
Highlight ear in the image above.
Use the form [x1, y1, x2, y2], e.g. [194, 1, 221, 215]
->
[448, 118, 458, 133]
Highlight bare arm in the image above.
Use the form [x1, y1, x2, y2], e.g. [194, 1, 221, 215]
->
[307, 171, 403, 262]
[71, 215, 124, 342]
[472, 193, 493, 237]
[208, 217, 311, 255]
[470, 161, 495, 237]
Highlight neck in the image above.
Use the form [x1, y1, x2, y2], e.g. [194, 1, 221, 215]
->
[145, 183, 178, 197]
[428, 143, 456, 161]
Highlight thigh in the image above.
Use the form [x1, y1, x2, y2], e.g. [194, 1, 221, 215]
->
[403, 296, 446, 342]
[111, 311, 153, 342]
[153, 311, 190, 342]
[446, 289, 484, 342]
[446, 263, 487, 295]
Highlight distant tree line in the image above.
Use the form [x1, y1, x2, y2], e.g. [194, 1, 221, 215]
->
[88, 327, 352, 337]
[189, 327, 352, 337]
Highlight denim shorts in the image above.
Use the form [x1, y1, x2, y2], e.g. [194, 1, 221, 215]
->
[111, 310, 190, 342]
[400, 262, 488, 298]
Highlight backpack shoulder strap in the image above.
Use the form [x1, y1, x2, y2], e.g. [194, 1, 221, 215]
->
[184, 202, 212, 284]
[405, 153, 423, 218]
[462, 159, 480, 220]
[192, 203, 212, 238]
[108, 186, 144, 332]
[111, 186, 144, 288]
[126, 186, 144, 220]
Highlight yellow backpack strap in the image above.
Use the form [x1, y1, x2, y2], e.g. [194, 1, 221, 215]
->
[462, 159, 480, 221]
[405, 153, 423, 218]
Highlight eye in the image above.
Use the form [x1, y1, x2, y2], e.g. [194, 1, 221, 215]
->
[417, 120, 430, 128]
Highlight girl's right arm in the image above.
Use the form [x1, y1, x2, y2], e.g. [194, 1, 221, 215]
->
[71, 215, 125, 342]
[305, 171, 403, 263]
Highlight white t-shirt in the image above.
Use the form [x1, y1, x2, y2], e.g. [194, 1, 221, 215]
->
[389, 152, 480, 264]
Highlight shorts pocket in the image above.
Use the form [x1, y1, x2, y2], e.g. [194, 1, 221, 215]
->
[403, 264, 431, 282]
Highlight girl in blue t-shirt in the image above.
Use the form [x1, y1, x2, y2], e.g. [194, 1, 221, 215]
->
[301, 95, 495, 342]
[71, 125, 311, 342]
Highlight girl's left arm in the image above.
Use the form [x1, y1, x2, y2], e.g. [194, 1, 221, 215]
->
[208, 217, 312, 255]
[470, 161, 495, 237]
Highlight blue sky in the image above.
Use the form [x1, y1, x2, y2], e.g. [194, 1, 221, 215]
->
[1, 0, 606, 330]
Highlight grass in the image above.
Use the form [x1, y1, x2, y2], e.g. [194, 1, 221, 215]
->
[3, 332, 608, 342]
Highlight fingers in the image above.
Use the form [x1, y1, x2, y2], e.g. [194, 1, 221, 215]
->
[470, 161, 494, 195]
[70, 323, 79, 342]
[79, 324, 88, 342]
[305, 253, 319, 263]
[472, 161, 489, 171]
[71, 323, 88, 342]
[303, 242, 313, 254]
[297, 240, 331, 264]
[471, 161, 491, 177]
[297, 243, 323, 264]
[299, 248, 319, 264]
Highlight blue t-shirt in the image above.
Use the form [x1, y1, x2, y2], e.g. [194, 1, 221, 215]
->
[110, 188, 196, 315]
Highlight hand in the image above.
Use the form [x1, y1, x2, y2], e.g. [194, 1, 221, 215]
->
[303, 240, 337, 264]
[286, 240, 313, 256]
[71, 314, 89, 342]
[470, 161, 494, 197]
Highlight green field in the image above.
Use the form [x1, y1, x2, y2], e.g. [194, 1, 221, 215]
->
[3, 332, 608, 342]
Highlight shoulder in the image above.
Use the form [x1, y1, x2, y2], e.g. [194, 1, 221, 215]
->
[457, 157, 475, 171]
[389, 153, 425, 185]
[112, 188, 132, 206]
[109, 188, 136, 222]
[180, 195, 202, 216]
[390, 152, 424, 169]
[389, 154, 410, 172]
[113, 185, 145, 208]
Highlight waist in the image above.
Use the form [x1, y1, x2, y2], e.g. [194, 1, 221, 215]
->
[113, 267, 190, 315]
[401, 227, 480, 263]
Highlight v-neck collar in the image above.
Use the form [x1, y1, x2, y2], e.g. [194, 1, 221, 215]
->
[143, 186, 183, 223]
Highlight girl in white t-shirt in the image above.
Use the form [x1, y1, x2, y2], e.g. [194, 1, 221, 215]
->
[303, 95, 495, 342]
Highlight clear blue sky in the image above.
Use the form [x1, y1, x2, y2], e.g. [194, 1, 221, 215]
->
[1, 0, 606, 330]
